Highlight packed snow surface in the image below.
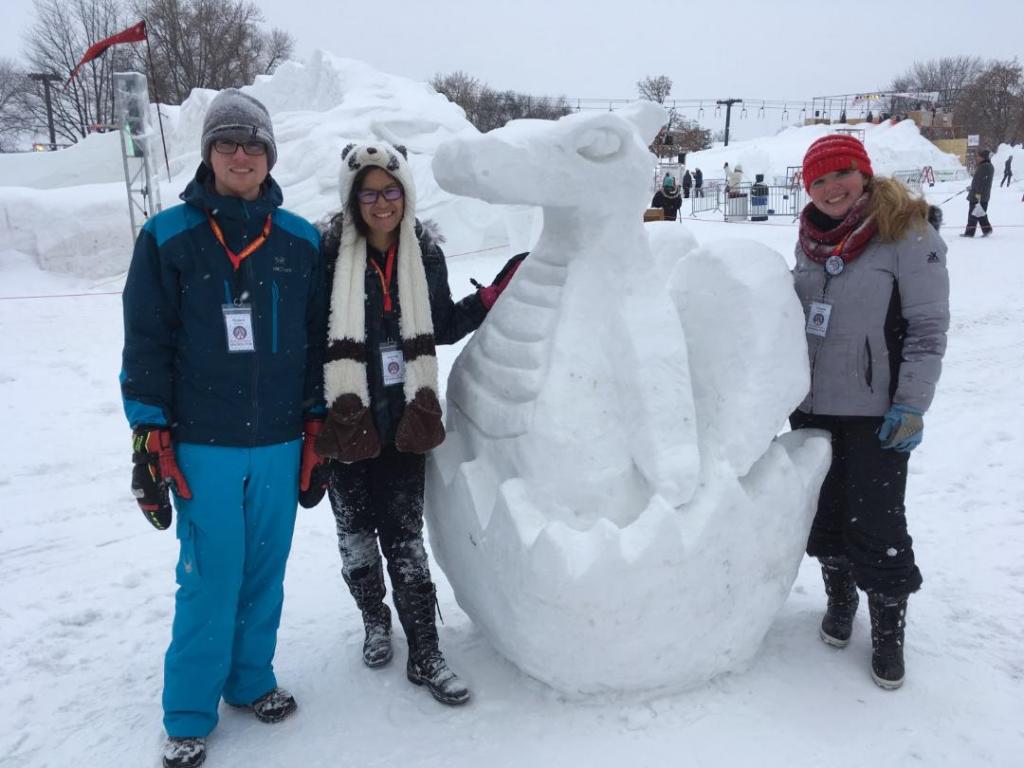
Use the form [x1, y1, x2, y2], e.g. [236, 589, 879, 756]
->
[1, 53, 1022, 767]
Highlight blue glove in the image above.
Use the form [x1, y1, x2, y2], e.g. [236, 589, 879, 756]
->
[878, 404, 924, 452]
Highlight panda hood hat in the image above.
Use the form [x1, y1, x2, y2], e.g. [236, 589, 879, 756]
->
[316, 140, 444, 462]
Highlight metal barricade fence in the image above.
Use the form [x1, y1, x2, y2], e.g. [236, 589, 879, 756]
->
[687, 181, 807, 219]
[892, 169, 924, 195]
[689, 181, 721, 214]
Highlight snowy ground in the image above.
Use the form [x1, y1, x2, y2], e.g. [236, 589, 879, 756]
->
[1, 178, 1022, 767]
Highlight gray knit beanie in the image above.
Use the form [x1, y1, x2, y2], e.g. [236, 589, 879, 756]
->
[201, 88, 277, 171]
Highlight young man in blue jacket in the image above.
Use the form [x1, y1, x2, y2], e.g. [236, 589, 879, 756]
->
[120, 89, 327, 768]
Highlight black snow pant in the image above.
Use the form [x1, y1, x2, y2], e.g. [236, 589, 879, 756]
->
[1000, 171, 1012, 187]
[963, 197, 992, 236]
[326, 447, 433, 598]
[790, 411, 922, 597]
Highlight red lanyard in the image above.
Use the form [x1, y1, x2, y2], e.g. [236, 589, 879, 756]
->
[831, 231, 852, 259]
[369, 244, 397, 313]
[208, 214, 273, 272]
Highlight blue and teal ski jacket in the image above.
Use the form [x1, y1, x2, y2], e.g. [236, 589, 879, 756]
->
[120, 163, 326, 446]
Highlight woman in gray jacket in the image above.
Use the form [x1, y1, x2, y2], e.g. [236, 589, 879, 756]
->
[790, 134, 949, 690]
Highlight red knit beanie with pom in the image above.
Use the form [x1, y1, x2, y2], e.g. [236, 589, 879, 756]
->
[802, 134, 874, 191]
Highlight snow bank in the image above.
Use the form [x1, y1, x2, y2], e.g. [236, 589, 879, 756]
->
[0, 51, 516, 278]
[684, 119, 965, 183]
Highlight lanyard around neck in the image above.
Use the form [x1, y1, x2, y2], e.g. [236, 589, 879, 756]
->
[369, 244, 397, 314]
[208, 214, 273, 272]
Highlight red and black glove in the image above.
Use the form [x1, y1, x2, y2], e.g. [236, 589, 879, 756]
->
[477, 252, 527, 310]
[131, 426, 192, 530]
[298, 419, 328, 509]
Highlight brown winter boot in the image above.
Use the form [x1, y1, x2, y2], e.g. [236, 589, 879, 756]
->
[393, 582, 470, 706]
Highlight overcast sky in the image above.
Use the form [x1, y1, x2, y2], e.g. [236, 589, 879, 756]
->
[3, 0, 1022, 139]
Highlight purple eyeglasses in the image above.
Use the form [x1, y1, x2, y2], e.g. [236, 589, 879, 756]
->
[357, 186, 404, 204]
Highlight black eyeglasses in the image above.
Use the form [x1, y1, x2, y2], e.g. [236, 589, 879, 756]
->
[357, 186, 404, 204]
[213, 139, 267, 156]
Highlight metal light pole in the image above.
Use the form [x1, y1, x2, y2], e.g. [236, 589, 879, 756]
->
[716, 98, 743, 147]
[28, 73, 61, 150]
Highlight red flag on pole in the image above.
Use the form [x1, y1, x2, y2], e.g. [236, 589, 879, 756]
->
[65, 20, 147, 88]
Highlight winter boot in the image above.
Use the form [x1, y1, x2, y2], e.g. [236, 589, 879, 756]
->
[868, 592, 908, 690]
[818, 556, 859, 648]
[162, 737, 205, 768]
[344, 562, 393, 668]
[250, 687, 298, 723]
[393, 582, 471, 706]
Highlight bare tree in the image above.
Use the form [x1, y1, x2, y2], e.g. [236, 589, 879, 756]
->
[955, 60, 1024, 147]
[22, 0, 135, 144]
[432, 70, 571, 132]
[134, 0, 294, 104]
[674, 117, 712, 153]
[0, 57, 33, 151]
[637, 75, 672, 104]
[890, 56, 985, 95]
[430, 70, 481, 114]
[472, 89, 571, 132]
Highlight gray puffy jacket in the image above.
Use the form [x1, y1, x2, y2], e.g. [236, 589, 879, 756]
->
[792, 222, 949, 416]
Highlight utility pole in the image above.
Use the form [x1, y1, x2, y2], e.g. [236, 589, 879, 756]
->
[716, 98, 743, 147]
[28, 73, 62, 150]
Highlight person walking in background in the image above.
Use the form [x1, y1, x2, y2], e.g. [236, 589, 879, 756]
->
[121, 89, 327, 768]
[790, 134, 949, 691]
[682, 168, 693, 198]
[314, 141, 522, 707]
[1000, 155, 1013, 187]
[962, 148, 994, 237]
[651, 175, 683, 220]
[694, 167, 704, 197]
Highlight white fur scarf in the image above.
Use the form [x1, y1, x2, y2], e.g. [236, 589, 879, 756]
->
[323, 142, 439, 415]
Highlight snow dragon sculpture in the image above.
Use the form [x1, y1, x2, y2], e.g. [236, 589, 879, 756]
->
[427, 102, 830, 694]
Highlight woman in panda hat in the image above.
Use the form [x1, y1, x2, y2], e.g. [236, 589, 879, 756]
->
[308, 141, 521, 705]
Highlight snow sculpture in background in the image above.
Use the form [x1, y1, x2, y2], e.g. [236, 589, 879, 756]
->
[427, 103, 832, 694]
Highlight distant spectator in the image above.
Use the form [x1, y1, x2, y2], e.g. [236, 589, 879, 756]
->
[726, 163, 744, 196]
[962, 149, 994, 237]
[682, 169, 693, 198]
[1000, 155, 1013, 187]
[652, 176, 683, 221]
[694, 168, 704, 197]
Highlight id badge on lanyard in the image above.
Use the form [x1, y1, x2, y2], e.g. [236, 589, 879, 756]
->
[381, 340, 405, 386]
[806, 301, 833, 338]
[223, 304, 256, 352]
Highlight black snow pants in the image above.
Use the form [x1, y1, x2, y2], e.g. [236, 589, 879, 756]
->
[790, 411, 922, 597]
[326, 447, 433, 594]
[964, 197, 992, 236]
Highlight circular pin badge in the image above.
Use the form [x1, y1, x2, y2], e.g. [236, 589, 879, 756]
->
[825, 255, 845, 275]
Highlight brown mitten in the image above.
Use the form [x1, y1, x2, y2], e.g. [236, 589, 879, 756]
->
[394, 388, 446, 454]
[315, 393, 381, 463]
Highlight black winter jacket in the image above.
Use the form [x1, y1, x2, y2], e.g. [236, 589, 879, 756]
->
[121, 164, 326, 446]
[971, 159, 994, 202]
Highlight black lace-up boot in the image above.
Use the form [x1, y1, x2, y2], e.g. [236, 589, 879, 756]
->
[393, 582, 470, 706]
[869, 592, 908, 689]
[819, 556, 859, 647]
[162, 737, 205, 768]
[344, 562, 393, 667]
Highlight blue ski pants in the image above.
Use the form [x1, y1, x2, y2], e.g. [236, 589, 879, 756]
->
[162, 440, 301, 738]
